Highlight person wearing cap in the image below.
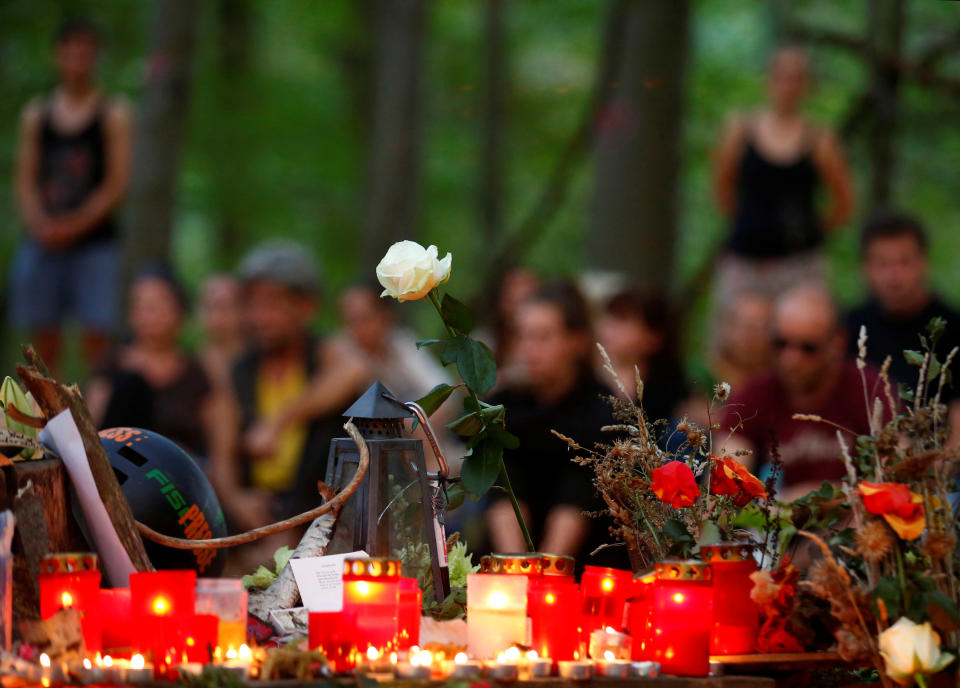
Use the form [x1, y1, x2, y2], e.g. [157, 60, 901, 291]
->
[214, 241, 368, 544]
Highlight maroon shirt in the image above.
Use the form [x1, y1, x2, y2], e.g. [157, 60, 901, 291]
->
[719, 359, 882, 488]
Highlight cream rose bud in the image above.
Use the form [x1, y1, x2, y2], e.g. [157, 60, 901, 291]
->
[376, 240, 452, 302]
[879, 617, 955, 683]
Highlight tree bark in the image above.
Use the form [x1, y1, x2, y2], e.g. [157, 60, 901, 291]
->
[479, 0, 506, 243]
[587, 0, 691, 291]
[122, 0, 199, 287]
[361, 0, 426, 271]
[866, 0, 905, 210]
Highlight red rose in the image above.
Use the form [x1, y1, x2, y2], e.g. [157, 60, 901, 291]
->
[858, 481, 925, 540]
[650, 461, 699, 508]
[710, 455, 768, 507]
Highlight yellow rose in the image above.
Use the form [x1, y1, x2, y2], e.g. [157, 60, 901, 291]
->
[879, 617, 955, 684]
[376, 240, 452, 302]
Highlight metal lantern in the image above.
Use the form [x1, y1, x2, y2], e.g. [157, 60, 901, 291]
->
[325, 381, 451, 603]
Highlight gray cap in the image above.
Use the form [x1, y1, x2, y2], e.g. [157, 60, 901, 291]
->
[236, 240, 321, 296]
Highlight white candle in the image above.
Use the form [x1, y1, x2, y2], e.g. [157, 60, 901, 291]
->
[467, 574, 528, 659]
[557, 660, 593, 681]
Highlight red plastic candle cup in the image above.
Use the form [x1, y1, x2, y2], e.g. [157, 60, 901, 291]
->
[528, 577, 580, 662]
[627, 572, 656, 661]
[100, 588, 132, 656]
[38, 570, 103, 652]
[129, 570, 197, 655]
[579, 566, 631, 643]
[653, 560, 713, 677]
[702, 544, 759, 655]
[397, 577, 422, 650]
[183, 614, 219, 663]
[341, 557, 401, 668]
[309, 610, 352, 672]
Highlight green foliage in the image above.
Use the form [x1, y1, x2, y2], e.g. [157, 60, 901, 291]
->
[241, 545, 294, 590]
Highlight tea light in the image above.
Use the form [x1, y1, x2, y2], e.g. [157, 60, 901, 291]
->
[596, 650, 630, 678]
[79, 657, 106, 685]
[449, 652, 483, 679]
[123, 654, 153, 684]
[557, 660, 593, 681]
[588, 626, 631, 660]
[630, 660, 660, 678]
[222, 643, 253, 679]
[466, 573, 528, 659]
[395, 648, 432, 680]
[490, 653, 519, 682]
[526, 651, 553, 678]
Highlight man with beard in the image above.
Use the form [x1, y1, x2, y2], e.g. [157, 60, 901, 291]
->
[718, 284, 882, 501]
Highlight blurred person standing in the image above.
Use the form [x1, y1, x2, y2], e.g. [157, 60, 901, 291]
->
[711, 46, 853, 310]
[197, 274, 246, 392]
[87, 265, 222, 465]
[845, 212, 960, 443]
[596, 287, 689, 423]
[719, 285, 883, 501]
[11, 19, 131, 373]
[486, 282, 627, 571]
[215, 242, 367, 537]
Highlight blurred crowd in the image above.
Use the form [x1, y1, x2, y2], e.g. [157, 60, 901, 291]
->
[10, 24, 960, 572]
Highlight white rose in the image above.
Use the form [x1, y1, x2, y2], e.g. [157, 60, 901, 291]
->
[879, 617, 955, 684]
[376, 240, 452, 302]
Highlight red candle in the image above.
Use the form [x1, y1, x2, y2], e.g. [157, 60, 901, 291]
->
[397, 577, 422, 650]
[653, 560, 713, 677]
[627, 572, 655, 661]
[38, 570, 102, 653]
[702, 544, 758, 655]
[129, 570, 197, 657]
[528, 577, 579, 661]
[100, 588, 132, 656]
[578, 566, 631, 642]
[309, 610, 352, 672]
[183, 614, 220, 663]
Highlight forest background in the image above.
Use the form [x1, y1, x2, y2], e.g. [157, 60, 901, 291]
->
[1, 0, 959, 380]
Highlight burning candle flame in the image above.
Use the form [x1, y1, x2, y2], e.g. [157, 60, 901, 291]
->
[487, 591, 508, 609]
[504, 646, 521, 662]
[601, 577, 614, 592]
[226, 648, 239, 660]
[356, 580, 371, 595]
[39, 653, 50, 668]
[366, 647, 380, 661]
[131, 654, 145, 670]
[526, 650, 539, 661]
[672, 592, 684, 604]
[544, 593, 556, 604]
[61, 591, 73, 608]
[83, 658, 92, 670]
[153, 596, 169, 614]
[103, 656, 113, 668]
[603, 650, 615, 662]
[605, 626, 616, 634]
[454, 652, 468, 664]
[238, 644, 251, 660]
[389, 652, 398, 665]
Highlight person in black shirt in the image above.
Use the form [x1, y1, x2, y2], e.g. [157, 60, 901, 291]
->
[845, 212, 960, 443]
[486, 282, 628, 571]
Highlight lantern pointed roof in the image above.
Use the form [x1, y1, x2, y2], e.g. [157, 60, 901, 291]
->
[342, 381, 412, 420]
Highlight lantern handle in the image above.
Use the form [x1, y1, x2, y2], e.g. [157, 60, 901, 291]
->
[381, 394, 449, 479]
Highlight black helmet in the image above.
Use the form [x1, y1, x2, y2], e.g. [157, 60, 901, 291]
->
[99, 427, 227, 576]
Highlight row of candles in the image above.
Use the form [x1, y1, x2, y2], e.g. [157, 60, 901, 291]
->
[308, 544, 758, 678]
[35, 555, 253, 681]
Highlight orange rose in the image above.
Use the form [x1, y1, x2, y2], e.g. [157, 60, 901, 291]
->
[710, 455, 768, 507]
[651, 461, 699, 508]
[858, 481, 926, 541]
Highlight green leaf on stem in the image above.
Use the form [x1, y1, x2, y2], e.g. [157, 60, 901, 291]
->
[416, 338, 445, 350]
[457, 338, 497, 397]
[445, 481, 465, 510]
[488, 423, 519, 450]
[926, 590, 960, 632]
[904, 349, 924, 367]
[415, 383, 460, 417]
[926, 316, 947, 348]
[448, 411, 484, 437]
[697, 519, 722, 547]
[441, 294, 475, 334]
[461, 439, 502, 496]
[663, 518, 693, 544]
[873, 576, 902, 621]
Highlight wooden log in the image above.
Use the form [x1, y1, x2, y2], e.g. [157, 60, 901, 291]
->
[16, 346, 152, 574]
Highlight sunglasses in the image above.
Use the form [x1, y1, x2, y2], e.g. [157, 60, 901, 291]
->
[772, 336, 827, 355]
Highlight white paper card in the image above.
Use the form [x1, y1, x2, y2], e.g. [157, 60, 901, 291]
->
[290, 550, 367, 612]
[39, 410, 137, 587]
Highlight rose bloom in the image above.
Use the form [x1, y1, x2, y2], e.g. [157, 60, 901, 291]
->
[858, 482, 925, 540]
[376, 240, 452, 302]
[879, 617, 954, 684]
[710, 455, 767, 507]
[650, 461, 699, 508]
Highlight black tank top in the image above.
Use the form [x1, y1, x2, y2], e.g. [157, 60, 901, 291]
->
[727, 121, 822, 258]
[37, 98, 116, 244]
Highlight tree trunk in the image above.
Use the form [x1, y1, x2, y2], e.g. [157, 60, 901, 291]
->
[587, 0, 690, 291]
[479, 0, 506, 243]
[361, 0, 426, 271]
[123, 0, 199, 288]
[866, 0, 905, 210]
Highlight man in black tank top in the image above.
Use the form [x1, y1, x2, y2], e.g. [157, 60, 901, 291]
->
[11, 19, 131, 374]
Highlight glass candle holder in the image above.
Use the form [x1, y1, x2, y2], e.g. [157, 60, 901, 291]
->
[627, 572, 656, 661]
[702, 543, 758, 655]
[528, 577, 579, 661]
[579, 566, 631, 642]
[196, 578, 248, 651]
[100, 588, 132, 655]
[309, 610, 351, 672]
[397, 577, 422, 650]
[342, 557, 402, 664]
[183, 614, 219, 663]
[466, 573, 527, 659]
[589, 627, 631, 660]
[38, 569, 103, 653]
[130, 570, 197, 656]
[653, 560, 713, 677]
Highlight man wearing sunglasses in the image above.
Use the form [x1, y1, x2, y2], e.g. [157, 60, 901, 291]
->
[718, 284, 882, 501]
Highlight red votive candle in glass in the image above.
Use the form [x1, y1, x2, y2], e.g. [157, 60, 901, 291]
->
[129, 570, 197, 656]
[100, 588, 132, 656]
[310, 610, 351, 672]
[38, 554, 103, 654]
[627, 572, 655, 661]
[397, 577, 422, 650]
[702, 543, 758, 655]
[341, 557, 401, 667]
[528, 577, 580, 661]
[579, 566, 631, 643]
[183, 614, 219, 663]
[653, 560, 713, 677]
